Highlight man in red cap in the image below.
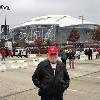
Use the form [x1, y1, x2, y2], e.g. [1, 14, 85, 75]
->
[32, 46, 70, 100]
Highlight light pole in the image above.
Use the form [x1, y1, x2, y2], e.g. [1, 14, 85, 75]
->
[79, 15, 85, 45]
[0, 5, 10, 48]
[0, 5, 10, 40]
[79, 16, 85, 24]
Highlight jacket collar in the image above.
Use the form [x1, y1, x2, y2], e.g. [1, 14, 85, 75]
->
[46, 59, 61, 76]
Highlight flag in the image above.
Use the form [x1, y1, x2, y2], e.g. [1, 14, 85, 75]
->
[5, 6, 10, 10]
[0, 5, 3, 9]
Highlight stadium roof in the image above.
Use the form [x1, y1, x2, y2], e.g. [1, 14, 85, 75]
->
[12, 15, 96, 29]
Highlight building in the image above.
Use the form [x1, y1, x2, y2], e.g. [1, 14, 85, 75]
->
[10, 15, 99, 46]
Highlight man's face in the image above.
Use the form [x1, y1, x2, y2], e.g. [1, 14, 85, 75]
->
[48, 53, 58, 64]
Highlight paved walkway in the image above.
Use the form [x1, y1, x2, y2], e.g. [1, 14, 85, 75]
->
[0, 57, 100, 100]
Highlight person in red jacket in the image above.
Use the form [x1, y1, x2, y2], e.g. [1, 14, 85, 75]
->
[1, 49, 6, 61]
[96, 48, 100, 54]
[8, 50, 12, 57]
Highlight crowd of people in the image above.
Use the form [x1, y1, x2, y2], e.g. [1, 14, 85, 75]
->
[57, 47, 100, 69]
[59, 48, 75, 69]
[31, 46, 100, 100]
[0, 45, 100, 100]
[0, 48, 12, 61]
[84, 48, 100, 60]
[0, 47, 28, 61]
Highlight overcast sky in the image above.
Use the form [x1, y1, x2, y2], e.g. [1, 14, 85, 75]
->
[0, 0, 100, 28]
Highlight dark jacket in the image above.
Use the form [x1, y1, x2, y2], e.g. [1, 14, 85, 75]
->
[87, 49, 92, 55]
[68, 52, 75, 59]
[60, 51, 68, 60]
[32, 59, 70, 96]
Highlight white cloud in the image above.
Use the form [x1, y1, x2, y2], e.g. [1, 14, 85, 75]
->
[11, 0, 35, 11]
[0, 0, 100, 28]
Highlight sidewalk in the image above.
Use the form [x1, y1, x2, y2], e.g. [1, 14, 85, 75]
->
[72, 58, 100, 65]
[67, 62, 100, 79]
[0, 58, 100, 100]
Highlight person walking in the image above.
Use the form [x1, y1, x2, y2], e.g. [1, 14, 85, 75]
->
[1, 49, 6, 61]
[17, 50, 22, 58]
[68, 49, 75, 69]
[32, 46, 70, 100]
[87, 48, 92, 60]
[8, 50, 12, 58]
[60, 49, 68, 67]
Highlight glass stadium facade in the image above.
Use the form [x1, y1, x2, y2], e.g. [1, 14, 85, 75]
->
[10, 24, 98, 45]
[56, 24, 98, 44]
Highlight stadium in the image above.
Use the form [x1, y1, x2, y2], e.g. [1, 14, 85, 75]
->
[10, 15, 99, 47]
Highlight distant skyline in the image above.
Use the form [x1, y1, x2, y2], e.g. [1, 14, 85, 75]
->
[0, 0, 100, 28]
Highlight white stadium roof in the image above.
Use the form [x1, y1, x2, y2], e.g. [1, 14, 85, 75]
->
[12, 15, 96, 29]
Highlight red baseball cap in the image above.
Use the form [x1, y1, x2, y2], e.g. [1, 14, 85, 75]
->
[48, 46, 59, 54]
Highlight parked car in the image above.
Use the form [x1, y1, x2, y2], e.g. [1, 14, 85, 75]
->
[15, 48, 28, 58]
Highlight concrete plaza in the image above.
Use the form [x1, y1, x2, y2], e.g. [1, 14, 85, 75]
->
[0, 56, 100, 100]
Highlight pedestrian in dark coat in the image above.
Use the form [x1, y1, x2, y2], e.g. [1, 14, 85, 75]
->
[87, 48, 92, 60]
[60, 50, 68, 67]
[32, 46, 70, 100]
[68, 49, 75, 69]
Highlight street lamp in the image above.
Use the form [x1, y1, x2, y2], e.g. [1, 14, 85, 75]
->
[79, 16, 85, 25]
[0, 5, 10, 48]
[0, 5, 10, 40]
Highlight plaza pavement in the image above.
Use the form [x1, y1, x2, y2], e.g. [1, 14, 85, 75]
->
[0, 56, 100, 100]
